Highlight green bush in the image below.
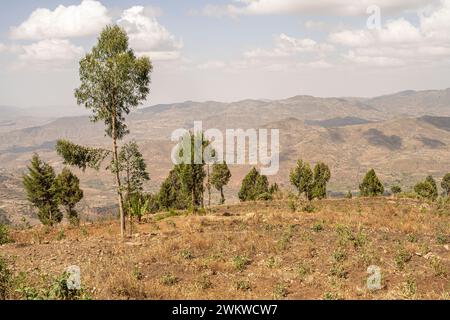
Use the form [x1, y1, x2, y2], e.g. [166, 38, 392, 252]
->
[0, 257, 13, 300]
[0, 224, 12, 245]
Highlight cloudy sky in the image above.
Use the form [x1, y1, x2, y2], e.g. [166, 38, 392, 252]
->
[1, 0, 450, 110]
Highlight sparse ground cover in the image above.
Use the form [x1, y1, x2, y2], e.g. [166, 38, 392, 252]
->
[1, 197, 448, 300]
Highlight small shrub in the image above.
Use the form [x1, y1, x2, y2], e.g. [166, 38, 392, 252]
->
[429, 257, 447, 277]
[0, 257, 13, 300]
[391, 185, 402, 195]
[332, 249, 347, 263]
[180, 249, 194, 260]
[0, 224, 12, 245]
[395, 247, 412, 270]
[266, 257, 278, 269]
[323, 292, 339, 300]
[288, 199, 297, 212]
[406, 233, 418, 243]
[312, 221, 324, 233]
[236, 280, 251, 291]
[273, 283, 288, 299]
[401, 278, 416, 299]
[161, 274, 178, 286]
[233, 255, 250, 272]
[297, 262, 312, 279]
[196, 275, 212, 290]
[329, 264, 348, 279]
[57, 230, 66, 241]
[436, 232, 448, 245]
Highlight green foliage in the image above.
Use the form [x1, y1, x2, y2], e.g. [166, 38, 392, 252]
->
[238, 168, 270, 201]
[176, 132, 210, 212]
[312, 162, 331, 199]
[75, 25, 152, 140]
[23, 154, 62, 226]
[211, 162, 231, 204]
[391, 185, 402, 194]
[0, 224, 12, 245]
[0, 257, 12, 300]
[359, 169, 384, 197]
[157, 168, 189, 211]
[290, 160, 331, 200]
[290, 160, 314, 200]
[441, 173, 450, 196]
[127, 193, 149, 220]
[233, 255, 251, 271]
[56, 140, 110, 171]
[345, 191, 353, 199]
[54, 168, 84, 225]
[414, 175, 438, 201]
[119, 140, 150, 196]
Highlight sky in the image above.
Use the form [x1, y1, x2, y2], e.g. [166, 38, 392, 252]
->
[1, 0, 450, 110]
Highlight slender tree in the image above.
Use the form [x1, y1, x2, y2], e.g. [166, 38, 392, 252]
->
[74, 25, 152, 238]
[211, 162, 232, 204]
[312, 162, 331, 200]
[23, 154, 62, 226]
[54, 168, 84, 225]
[441, 173, 450, 197]
[176, 132, 210, 213]
[118, 141, 149, 232]
[359, 169, 384, 197]
[290, 160, 314, 200]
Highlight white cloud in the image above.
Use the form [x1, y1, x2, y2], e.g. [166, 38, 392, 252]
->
[118, 6, 182, 61]
[245, 33, 333, 58]
[201, 0, 434, 17]
[328, 0, 450, 67]
[420, 0, 450, 40]
[18, 39, 84, 68]
[10, 0, 111, 40]
[0, 43, 6, 53]
[198, 60, 227, 70]
[329, 19, 422, 47]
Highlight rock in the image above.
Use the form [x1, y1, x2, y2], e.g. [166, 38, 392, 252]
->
[444, 245, 449, 251]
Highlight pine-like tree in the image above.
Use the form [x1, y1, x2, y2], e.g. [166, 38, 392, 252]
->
[414, 175, 438, 201]
[23, 154, 62, 226]
[54, 168, 84, 225]
[176, 132, 210, 213]
[211, 162, 232, 204]
[312, 162, 331, 200]
[441, 173, 450, 197]
[157, 168, 189, 210]
[74, 25, 152, 238]
[119, 141, 150, 197]
[238, 167, 270, 201]
[359, 169, 384, 197]
[290, 160, 314, 200]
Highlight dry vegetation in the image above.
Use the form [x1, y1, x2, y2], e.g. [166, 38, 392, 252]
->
[1, 197, 449, 300]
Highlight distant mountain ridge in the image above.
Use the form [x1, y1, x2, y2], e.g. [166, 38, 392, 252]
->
[1, 88, 450, 225]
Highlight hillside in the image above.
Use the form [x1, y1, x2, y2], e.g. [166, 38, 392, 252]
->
[1, 198, 448, 300]
[0, 89, 450, 225]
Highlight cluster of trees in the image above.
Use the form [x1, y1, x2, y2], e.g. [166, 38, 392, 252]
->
[289, 160, 331, 200]
[23, 154, 83, 226]
[21, 25, 450, 237]
[150, 132, 232, 213]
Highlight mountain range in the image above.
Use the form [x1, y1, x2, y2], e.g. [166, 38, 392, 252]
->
[1, 88, 450, 225]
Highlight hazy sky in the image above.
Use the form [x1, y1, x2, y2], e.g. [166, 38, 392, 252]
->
[1, 0, 450, 110]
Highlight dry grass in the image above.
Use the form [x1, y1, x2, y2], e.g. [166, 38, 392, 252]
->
[1, 197, 449, 300]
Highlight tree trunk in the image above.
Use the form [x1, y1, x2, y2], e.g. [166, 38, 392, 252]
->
[111, 114, 126, 239]
[220, 187, 225, 205]
[207, 164, 211, 208]
[126, 166, 132, 237]
[192, 184, 196, 214]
